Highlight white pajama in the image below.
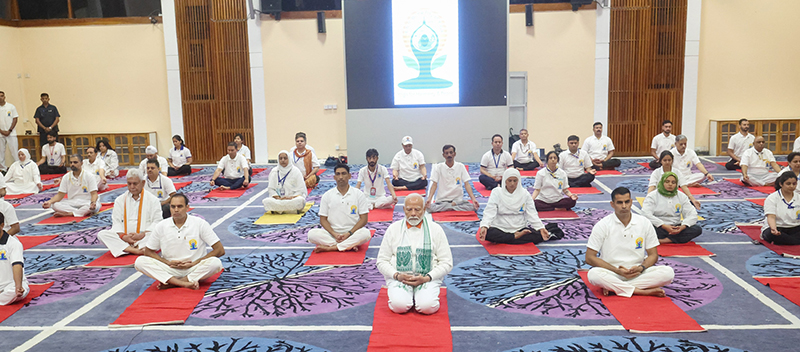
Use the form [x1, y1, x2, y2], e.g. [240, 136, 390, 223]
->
[0, 135, 19, 170]
[134, 256, 223, 285]
[0, 283, 29, 305]
[428, 199, 474, 213]
[307, 227, 372, 251]
[386, 278, 442, 314]
[743, 172, 778, 187]
[367, 196, 395, 210]
[262, 197, 306, 213]
[52, 199, 97, 217]
[682, 172, 705, 185]
[587, 265, 674, 297]
[97, 230, 149, 258]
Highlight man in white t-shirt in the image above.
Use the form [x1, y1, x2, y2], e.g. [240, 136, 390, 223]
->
[0, 197, 19, 236]
[558, 135, 596, 188]
[97, 169, 162, 257]
[83, 147, 108, 192]
[0, 213, 28, 306]
[726, 118, 755, 170]
[741, 136, 782, 187]
[37, 131, 67, 175]
[145, 159, 177, 218]
[308, 164, 372, 253]
[134, 194, 225, 290]
[356, 149, 397, 210]
[290, 132, 321, 188]
[428, 144, 479, 213]
[391, 136, 428, 191]
[209, 142, 250, 190]
[510, 129, 543, 171]
[0, 92, 19, 172]
[42, 154, 99, 217]
[583, 122, 621, 170]
[138, 145, 169, 177]
[585, 187, 674, 297]
[479, 134, 513, 190]
[648, 120, 676, 170]
[671, 135, 714, 187]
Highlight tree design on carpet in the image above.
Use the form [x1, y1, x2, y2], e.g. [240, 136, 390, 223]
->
[19, 210, 113, 236]
[446, 249, 722, 319]
[697, 201, 764, 234]
[307, 182, 336, 203]
[24, 253, 120, 306]
[7, 192, 58, 207]
[39, 226, 106, 247]
[505, 336, 747, 352]
[193, 251, 383, 320]
[746, 250, 800, 277]
[101, 337, 329, 352]
[442, 207, 609, 241]
[618, 158, 653, 175]
[231, 206, 321, 243]
[616, 178, 651, 194]
[700, 180, 770, 199]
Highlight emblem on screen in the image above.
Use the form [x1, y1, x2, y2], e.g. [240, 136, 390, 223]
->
[399, 19, 452, 90]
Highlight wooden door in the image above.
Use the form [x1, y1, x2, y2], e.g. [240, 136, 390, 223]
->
[717, 121, 738, 156]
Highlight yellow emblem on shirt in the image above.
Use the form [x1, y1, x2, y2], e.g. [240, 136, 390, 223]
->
[674, 204, 682, 214]
[350, 205, 357, 215]
[602, 144, 607, 151]
[635, 237, 644, 249]
[558, 181, 563, 190]
[157, 191, 163, 198]
[795, 209, 800, 220]
[413, 163, 418, 169]
[82, 186, 88, 193]
[456, 177, 461, 185]
[189, 239, 198, 250]
[0, 250, 6, 260]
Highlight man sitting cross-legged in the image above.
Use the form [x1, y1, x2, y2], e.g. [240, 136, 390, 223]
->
[209, 142, 250, 191]
[97, 169, 162, 257]
[307, 163, 372, 253]
[42, 154, 98, 217]
[427, 144, 479, 213]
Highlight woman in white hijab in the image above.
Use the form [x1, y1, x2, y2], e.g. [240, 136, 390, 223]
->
[263, 150, 308, 214]
[5, 149, 43, 195]
[479, 168, 553, 244]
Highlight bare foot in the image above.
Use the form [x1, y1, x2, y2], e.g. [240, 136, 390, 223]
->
[634, 287, 666, 297]
[554, 208, 567, 211]
[394, 186, 408, 191]
[219, 186, 230, 191]
[53, 211, 73, 217]
[158, 282, 178, 290]
[313, 245, 338, 253]
[125, 247, 144, 255]
[602, 288, 613, 296]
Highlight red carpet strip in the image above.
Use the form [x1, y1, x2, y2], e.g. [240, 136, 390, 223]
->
[657, 242, 715, 257]
[304, 230, 374, 266]
[368, 208, 394, 222]
[84, 252, 138, 268]
[431, 210, 479, 223]
[475, 230, 540, 256]
[203, 183, 258, 198]
[538, 209, 579, 220]
[754, 277, 800, 307]
[570, 186, 602, 194]
[17, 235, 58, 249]
[367, 287, 452, 352]
[0, 283, 54, 323]
[724, 178, 774, 194]
[739, 225, 800, 258]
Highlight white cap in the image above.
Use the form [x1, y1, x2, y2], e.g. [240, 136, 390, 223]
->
[402, 136, 413, 145]
[145, 145, 158, 154]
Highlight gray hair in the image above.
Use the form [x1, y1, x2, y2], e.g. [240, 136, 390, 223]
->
[676, 134, 688, 142]
[126, 169, 144, 181]
[69, 153, 83, 162]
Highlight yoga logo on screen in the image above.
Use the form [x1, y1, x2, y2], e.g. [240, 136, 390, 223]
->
[392, 0, 459, 105]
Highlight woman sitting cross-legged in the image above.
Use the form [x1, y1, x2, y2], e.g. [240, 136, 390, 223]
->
[641, 171, 703, 244]
[4, 149, 43, 195]
[531, 151, 578, 212]
[761, 172, 800, 245]
[263, 150, 308, 214]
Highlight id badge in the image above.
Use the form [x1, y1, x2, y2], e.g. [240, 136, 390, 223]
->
[278, 188, 285, 196]
[370, 187, 377, 197]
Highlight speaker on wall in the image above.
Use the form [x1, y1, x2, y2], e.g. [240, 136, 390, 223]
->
[525, 4, 533, 27]
[317, 11, 326, 33]
[261, 0, 281, 19]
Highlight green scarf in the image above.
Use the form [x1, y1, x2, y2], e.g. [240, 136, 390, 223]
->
[658, 171, 680, 197]
[395, 218, 432, 275]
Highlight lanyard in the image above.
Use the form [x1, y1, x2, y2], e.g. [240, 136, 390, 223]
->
[124, 190, 145, 233]
[48, 144, 56, 163]
[547, 167, 559, 178]
[368, 167, 379, 185]
[148, 176, 163, 189]
[492, 151, 502, 168]
[293, 149, 305, 164]
[782, 193, 795, 209]
[277, 169, 291, 185]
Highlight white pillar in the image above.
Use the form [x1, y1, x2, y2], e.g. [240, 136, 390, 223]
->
[682, 0, 702, 150]
[161, 0, 184, 141]
[593, 1, 611, 128]
[248, 5, 268, 163]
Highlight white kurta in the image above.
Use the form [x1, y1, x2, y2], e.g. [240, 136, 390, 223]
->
[307, 186, 371, 251]
[582, 135, 615, 160]
[83, 158, 107, 191]
[641, 191, 698, 227]
[97, 191, 163, 257]
[99, 149, 119, 178]
[4, 160, 41, 194]
[481, 189, 544, 233]
[670, 148, 705, 185]
[263, 165, 308, 213]
[740, 148, 778, 186]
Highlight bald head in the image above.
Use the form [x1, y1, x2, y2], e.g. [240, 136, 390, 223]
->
[754, 136, 766, 151]
[403, 194, 426, 225]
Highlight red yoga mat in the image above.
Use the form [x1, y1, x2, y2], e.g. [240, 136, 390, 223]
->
[304, 230, 374, 266]
[5, 193, 32, 200]
[112, 169, 129, 179]
[251, 168, 268, 175]
[471, 182, 491, 197]
[98, 183, 126, 194]
[110, 271, 222, 327]
[475, 229, 541, 256]
[394, 189, 426, 197]
[681, 186, 717, 195]
[519, 169, 538, 177]
[637, 162, 653, 169]
[578, 271, 705, 333]
[754, 277, 800, 307]
[316, 168, 327, 176]
[368, 208, 394, 222]
[747, 198, 766, 206]
[173, 181, 191, 191]
[724, 178, 774, 194]
[41, 184, 58, 191]
[36, 203, 114, 225]
[39, 173, 64, 181]
[17, 235, 58, 249]
[739, 225, 800, 258]
[203, 183, 258, 198]
[0, 282, 54, 323]
[431, 210, 479, 222]
[538, 209, 579, 220]
[571, 186, 602, 194]
[168, 168, 203, 179]
[367, 287, 452, 352]
[657, 242, 715, 257]
[84, 252, 139, 268]
[595, 169, 623, 176]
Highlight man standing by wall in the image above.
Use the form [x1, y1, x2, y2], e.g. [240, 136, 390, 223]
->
[0, 91, 19, 172]
[34, 93, 60, 150]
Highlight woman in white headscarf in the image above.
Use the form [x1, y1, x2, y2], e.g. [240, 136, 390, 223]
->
[479, 168, 553, 244]
[5, 149, 43, 195]
[263, 150, 308, 214]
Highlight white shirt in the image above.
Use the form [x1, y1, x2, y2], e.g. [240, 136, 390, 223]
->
[146, 215, 221, 262]
[587, 213, 659, 268]
[511, 140, 537, 163]
[480, 150, 513, 177]
[145, 174, 177, 201]
[670, 148, 701, 180]
[763, 191, 800, 231]
[558, 149, 593, 178]
[648, 167, 687, 188]
[237, 145, 251, 161]
[169, 147, 192, 168]
[641, 190, 698, 227]
[391, 149, 426, 181]
[480, 192, 544, 233]
[740, 148, 776, 177]
[82, 158, 107, 181]
[357, 165, 390, 198]
[0, 102, 19, 136]
[778, 167, 800, 180]
[430, 162, 470, 202]
[138, 156, 169, 176]
[289, 145, 321, 177]
[794, 137, 800, 153]
[376, 220, 453, 281]
[728, 132, 755, 158]
[651, 133, 676, 156]
[110, 191, 163, 234]
[0, 232, 26, 289]
[99, 150, 119, 174]
[216, 154, 249, 179]
[318, 186, 369, 233]
[41, 142, 66, 166]
[534, 167, 569, 203]
[57, 171, 98, 203]
[582, 135, 615, 160]
[0, 199, 19, 233]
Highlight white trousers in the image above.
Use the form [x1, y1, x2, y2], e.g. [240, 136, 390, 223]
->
[682, 172, 705, 185]
[742, 172, 778, 187]
[97, 230, 150, 258]
[0, 282, 29, 306]
[587, 265, 674, 297]
[0, 134, 18, 170]
[52, 199, 98, 217]
[367, 196, 394, 210]
[307, 227, 371, 251]
[386, 278, 442, 314]
[428, 199, 474, 213]
[262, 197, 306, 213]
[134, 256, 223, 285]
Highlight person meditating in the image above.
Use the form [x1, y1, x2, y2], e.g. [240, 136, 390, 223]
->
[648, 120, 676, 170]
[167, 135, 193, 176]
[641, 172, 703, 244]
[670, 135, 713, 187]
[263, 150, 307, 214]
[82, 147, 108, 192]
[427, 145, 479, 213]
[97, 169, 162, 257]
[376, 193, 453, 314]
[4, 149, 42, 195]
[479, 168, 556, 244]
[391, 136, 428, 191]
[307, 164, 372, 253]
[37, 131, 67, 175]
[532, 151, 578, 211]
[479, 134, 513, 191]
[290, 132, 321, 189]
[510, 129, 543, 171]
[586, 187, 675, 297]
[356, 149, 397, 210]
[761, 172, 800, 245]
[725, 118, 754, 170]
[646, 151, 701, 210]
[97, 139, 119, 178]
[134, 194, 225, 290]
[42, 155, 98, 217]
[144, 159, 177, 219]
[558, 135, 596, 188]
[0, 213, 28, 305]
[778, 152, 800, 180]
[209, 142, 250, 191]
[740, 136, 782, 187]
[583, 122, 621, 170]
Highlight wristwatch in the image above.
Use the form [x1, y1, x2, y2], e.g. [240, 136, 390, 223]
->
[639, 264, 646, 272]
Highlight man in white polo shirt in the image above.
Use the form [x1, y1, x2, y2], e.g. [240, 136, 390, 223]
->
[42, 154, 99, 217]
[138, 145, 168, 176]
[0, 92, 19, 172]
[585, 187, 674, 297]
[38, 131, 67, 175]
[671, 135, 714, 187]
[308, 164, 372, 253]
[648, 120, 676, 170]
[558, 135, 596, 188]
[97, 169, 162, 257]
[479, 134, 513, 191]
[209, 142, 250, 191]
[510, 129, 543, 171]
[0, 213, 28, 305]
[145, 159, 177, 218]
[428, 144, 479, 213]
[356, 149, 397, 210]
[583, 122, 621, 170]
[0, 196, 19, 236]
[726, 118, 755, 170]
[82, 147, 108, 192]
[391, 136, 427, 191]
[741, 136, 782, 187]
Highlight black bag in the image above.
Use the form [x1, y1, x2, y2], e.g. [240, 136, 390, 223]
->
[508, 127, 520, 152]
[545, 223, 564, 240]
[324, 156, 339, 168]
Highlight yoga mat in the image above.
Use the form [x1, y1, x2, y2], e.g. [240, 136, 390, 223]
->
[394, 189, 426, 197]
[538, 209, 579, 220]
[84, 252, 138, 268]
[41, 184, 58, 191]
[578, 271, 705, 333]
[739, 224, 800, 259]
[316, 168, 327, 176]
[17, 235, 58, 249]
[571, 186, 602, 194]
[681, 186, 717, 195]
[367, 287, 452, 352]
[519, 169, 538, 177]
[111, 169, 128, 179]
[595, 169, 623, 176]
[368, 208, 394, 222]
[98, 183, 126, 194]
[304, 229, 374, 266]
[39, 173, 64, 181]
[203, 183, 258, 198]
[724, 178, 774, 194]
[35, 203, 114, 225]
[747, 198, 766, 206]
[12, 204, 19, 208]
[657, 242, 715, 257]
[173, 181, 191, 191]
[251, 168, 268, 175]
[109, 271, 222, 327]
[471, 182, 491, 197]
[475, 229, 541, 256]
[431, 210, 479, 222]
[168, 168, 203, 179]
[754, 277, 800, 307]
[0, 282, 54, 323]
[254, 202, 313, 225]
[4, 193, 32, 200]
[637, 162, 653, 169]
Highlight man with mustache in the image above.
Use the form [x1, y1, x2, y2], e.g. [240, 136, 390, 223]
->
[356, 149, 397, 210]
[308, 163, 372, 252]
[42, 154, 99, 217]
[726, 118, 754, 170]
[427, 144, 479, 213]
